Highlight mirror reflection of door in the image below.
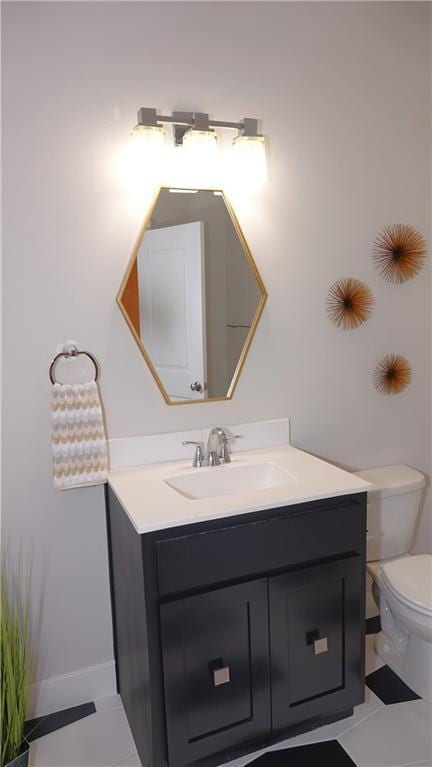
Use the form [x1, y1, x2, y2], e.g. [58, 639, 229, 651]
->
[118, 188, 266, 404]
[137, 222, 207, 401]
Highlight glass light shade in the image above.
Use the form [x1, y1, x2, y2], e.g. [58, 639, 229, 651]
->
[181, 129, 218, 186]
[182, 128, 217, 154]
[230, 134, 268, 189]
[130, 124, 166, 185]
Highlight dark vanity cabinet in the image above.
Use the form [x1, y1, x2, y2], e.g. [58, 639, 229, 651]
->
[106, 489, 366, 767]
[269, 557, 361, 732]
[160, 580, 271, 766]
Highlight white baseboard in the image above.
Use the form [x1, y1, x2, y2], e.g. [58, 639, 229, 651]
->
[28, 660, 117, 718]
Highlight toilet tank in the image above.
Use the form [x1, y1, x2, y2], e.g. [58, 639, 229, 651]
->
[353, 465, 425, 561]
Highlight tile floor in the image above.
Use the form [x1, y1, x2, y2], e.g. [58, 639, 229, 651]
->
[27, 630, 432, 767]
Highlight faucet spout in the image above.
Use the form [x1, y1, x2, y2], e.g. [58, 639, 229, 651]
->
[206, 427, 227, 454]
[206, 427, 231, 465]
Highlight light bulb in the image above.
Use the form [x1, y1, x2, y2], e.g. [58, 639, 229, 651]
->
[129, 124, 166, 186]
[230, 134, 268, 190]
[181, 129, 218, 187]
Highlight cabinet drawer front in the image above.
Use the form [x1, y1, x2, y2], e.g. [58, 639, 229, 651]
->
[269, 556, 364, 731]
[156, 500, 365, 596]
[160, 579, 270, 767]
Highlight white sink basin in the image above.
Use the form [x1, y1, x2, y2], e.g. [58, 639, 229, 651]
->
[164, 462, 298, 500]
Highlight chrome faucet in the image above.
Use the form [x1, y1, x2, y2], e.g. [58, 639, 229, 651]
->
[183, 427, 241, 468]
[206, 427, 230, 466]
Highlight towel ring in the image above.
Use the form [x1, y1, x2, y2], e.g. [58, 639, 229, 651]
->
[49, 348, 99, 385]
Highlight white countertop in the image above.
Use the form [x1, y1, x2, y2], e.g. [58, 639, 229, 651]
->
[107, 445, 372, 534]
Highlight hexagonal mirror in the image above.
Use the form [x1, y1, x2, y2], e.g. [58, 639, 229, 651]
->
[117, 187, 267, 404]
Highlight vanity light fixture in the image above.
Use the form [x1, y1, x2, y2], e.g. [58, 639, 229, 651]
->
[132, 122, 165, 145]
[182, 118, 218, 185]
[132, 108, 268, 188]
[130, 111, 166, 182]
[182, 113, 217, 155]
[231, 134, 268, 189]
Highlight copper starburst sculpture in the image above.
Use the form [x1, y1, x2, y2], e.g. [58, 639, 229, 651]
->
[373, 224, 427, 283]
[373, 353, 411, 395]
[327, 277, 374, 330]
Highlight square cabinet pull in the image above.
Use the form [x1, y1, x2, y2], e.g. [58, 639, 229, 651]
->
[313, 636, 328, 655]
[213, 666, 230, 686]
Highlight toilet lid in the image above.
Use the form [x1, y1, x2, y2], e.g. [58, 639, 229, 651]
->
[381, 555, 432, 614]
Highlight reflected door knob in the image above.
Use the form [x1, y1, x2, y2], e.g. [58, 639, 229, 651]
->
[190, 381, 203, 392]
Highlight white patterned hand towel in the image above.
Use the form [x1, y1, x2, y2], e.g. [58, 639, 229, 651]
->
[51, 381, 108, 490]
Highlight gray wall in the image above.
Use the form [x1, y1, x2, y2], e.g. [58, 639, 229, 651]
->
[2, 1, 431, 691]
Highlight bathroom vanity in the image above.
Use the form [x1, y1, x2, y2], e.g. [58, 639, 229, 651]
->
[105, 445, 370, 767]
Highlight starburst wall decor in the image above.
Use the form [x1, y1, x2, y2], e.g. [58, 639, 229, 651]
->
[326, 278, 374, 330]
[373, 224, 427, 284]
[373, 353, 412, 395]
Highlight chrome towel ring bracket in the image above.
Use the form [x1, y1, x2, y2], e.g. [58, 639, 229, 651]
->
[49, 345, 99, 385]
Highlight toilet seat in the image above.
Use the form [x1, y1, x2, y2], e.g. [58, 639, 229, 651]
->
[381, 554, 432, 617]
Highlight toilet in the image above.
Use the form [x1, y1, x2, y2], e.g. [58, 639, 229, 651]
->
[354, 464, 431, 701]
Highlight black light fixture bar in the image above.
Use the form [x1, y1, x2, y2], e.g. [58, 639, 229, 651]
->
[135, 108, 260, 144]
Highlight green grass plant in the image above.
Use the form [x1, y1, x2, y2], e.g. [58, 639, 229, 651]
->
[1, 555, 32, 766]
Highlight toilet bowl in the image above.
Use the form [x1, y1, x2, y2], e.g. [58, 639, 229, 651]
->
[368, 554, 432, 701]
[354, 465, 430, 700]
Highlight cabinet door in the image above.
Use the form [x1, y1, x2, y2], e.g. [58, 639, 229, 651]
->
[160, 579, 271, 767]
[270, 556, 364, 732]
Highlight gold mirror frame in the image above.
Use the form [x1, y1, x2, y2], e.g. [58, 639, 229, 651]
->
[117, 186, 268, 405]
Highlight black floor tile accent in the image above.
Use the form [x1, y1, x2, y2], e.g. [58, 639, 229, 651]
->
[365, 615, 381, 635]
[24, 701, 96, 742]
[246, 740, 357, 766]
[365, 665, 420, 704]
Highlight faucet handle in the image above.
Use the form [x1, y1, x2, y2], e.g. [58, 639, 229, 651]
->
[182, 441, 205, 468]
[226, 434, 243, 441]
